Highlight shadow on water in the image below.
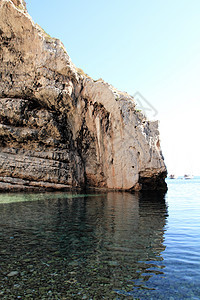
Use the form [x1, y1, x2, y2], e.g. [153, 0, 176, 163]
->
[0, 190, 168, 299]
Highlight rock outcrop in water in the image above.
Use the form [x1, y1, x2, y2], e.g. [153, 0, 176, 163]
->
[0, 0, 167, 191]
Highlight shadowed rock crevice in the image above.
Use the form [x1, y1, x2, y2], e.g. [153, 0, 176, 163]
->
[139, 171, 168, 191]
[0, 0, 167, 192]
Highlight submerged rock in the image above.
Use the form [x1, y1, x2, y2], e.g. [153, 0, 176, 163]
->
[0, 0, 167, 191]
[7, 271, 19, 277]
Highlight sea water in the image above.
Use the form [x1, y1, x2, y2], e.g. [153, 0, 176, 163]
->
[0, 178, 200, 299]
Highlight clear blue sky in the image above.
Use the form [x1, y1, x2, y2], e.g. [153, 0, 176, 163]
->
[27, 0, 200, 175]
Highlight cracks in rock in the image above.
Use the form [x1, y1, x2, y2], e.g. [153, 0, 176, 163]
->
[75, 118, 94, 186]
[0, 97, 72, 151]
[9, 73, 14, 85]
[76, 118, 93, 157]
[92, 102, 111, 134]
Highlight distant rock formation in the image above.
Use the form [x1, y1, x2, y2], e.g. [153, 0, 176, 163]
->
[0, 0, 167, 191]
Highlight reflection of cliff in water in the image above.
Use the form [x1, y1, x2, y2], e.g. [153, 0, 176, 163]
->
[0, 191, 168, 298]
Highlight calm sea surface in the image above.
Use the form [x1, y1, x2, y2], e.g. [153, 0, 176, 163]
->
[0, 178, 200, 299]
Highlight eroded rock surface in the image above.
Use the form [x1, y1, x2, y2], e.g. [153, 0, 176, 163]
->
[0, 0, 167, 191]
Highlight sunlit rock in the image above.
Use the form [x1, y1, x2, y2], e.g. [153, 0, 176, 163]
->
[0, 0, 167, 191]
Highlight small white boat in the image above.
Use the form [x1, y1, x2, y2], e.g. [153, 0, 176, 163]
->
[184, 174, 194, 179]
[169, 174, 177, 179]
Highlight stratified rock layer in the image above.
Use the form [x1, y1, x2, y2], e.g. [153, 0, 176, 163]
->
[0, 0, 167, 191]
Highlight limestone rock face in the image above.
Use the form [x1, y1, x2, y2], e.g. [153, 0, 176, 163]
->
[0, 0, 167, 191]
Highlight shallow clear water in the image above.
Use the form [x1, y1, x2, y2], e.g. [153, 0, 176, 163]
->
[0, 178, 200, 299]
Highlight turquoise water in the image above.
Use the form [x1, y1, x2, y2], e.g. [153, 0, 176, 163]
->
[0, 178, 200, 299]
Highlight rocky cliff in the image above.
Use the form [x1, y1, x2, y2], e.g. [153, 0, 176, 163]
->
[0, 0, 167, 192]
